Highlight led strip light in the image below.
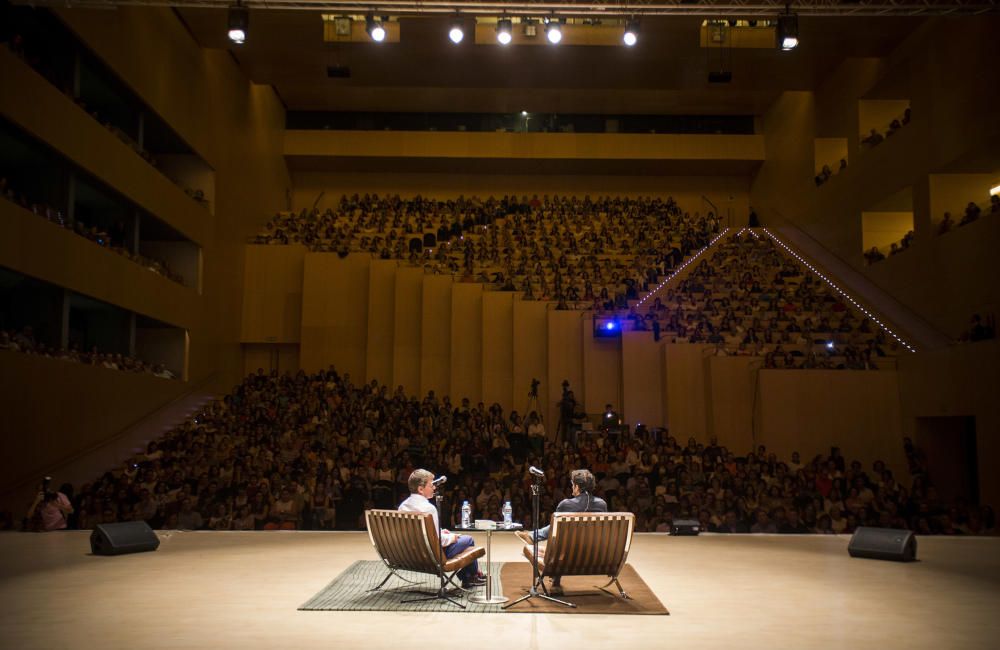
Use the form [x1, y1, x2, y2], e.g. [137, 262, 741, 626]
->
[752, 227, 916, 353]
[635, 226, 734, 308]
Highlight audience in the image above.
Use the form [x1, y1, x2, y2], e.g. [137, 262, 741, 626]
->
[860, 108, 910, 149]
[31, 367, 991, 537]
[0, 177, 185, 284]
[643, 231, 898, 366]
[0, 326, 176, 379]
[962, 313, 996, 343]
[252, 194, 719, 310]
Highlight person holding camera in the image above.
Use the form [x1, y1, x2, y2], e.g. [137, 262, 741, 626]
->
[26, 477, 74, 532]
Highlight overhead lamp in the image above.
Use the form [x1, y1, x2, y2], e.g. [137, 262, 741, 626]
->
[545, 18, 562, 45]
[448, 19, 464, 44]
[366, 14, 386, 42]
[227, 2, 248, 45]
[496, 17, 513, 45]
[777, 12, 799, 50]
[623, 19, 639, 47]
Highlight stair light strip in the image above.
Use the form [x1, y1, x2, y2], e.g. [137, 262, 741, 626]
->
[635, 227, 733, 308]
[753, 227, 916, 353]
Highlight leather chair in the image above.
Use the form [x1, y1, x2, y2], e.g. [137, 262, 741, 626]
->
[365, 509, 485, 608]
[522, 511, 635, 604]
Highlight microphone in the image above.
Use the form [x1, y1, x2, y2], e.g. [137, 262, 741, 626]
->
[528, 466, 545, 478]
[432, 475, 447, 487]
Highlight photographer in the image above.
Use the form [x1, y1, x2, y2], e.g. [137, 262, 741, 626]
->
[26, 478, 74, 532]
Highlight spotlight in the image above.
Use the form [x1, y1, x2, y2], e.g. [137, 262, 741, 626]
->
[545, 18, 562, 44]
[497, 17, 513, 45]
[227, 2, 248, 44]
[777, 13, 799, 50]
[448, 20, 464, 44]
[623, 19, 639, 47]
[366, 14, 386, 42]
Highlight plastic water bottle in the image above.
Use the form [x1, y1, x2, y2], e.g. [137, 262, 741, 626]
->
[502, 501, 513, 529]
[461, 500, 471, 529]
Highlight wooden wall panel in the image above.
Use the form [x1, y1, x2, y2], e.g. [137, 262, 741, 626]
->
[392, 266, 423, 395]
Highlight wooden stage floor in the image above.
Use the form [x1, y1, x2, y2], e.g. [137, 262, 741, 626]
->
[1, 530, 998, 649]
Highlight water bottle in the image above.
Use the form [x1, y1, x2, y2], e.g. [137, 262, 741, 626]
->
[502, 501, 513, 529]
[461, 500, 471, 529]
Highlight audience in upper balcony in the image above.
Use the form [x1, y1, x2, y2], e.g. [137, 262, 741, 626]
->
[0, 327, 176, 378]
[253, 194, 719, 310]
[28, 367, 991, 537]
[0, 176, 185, 284]
[959, 201, 982, 226]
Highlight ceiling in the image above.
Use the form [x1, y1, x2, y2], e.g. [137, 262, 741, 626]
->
[173, 9, 926, 115]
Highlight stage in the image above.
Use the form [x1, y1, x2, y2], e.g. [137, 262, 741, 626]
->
[0, 530, 997, 649]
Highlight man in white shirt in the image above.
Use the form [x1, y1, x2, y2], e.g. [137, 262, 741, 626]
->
[399, 469, 484, 588]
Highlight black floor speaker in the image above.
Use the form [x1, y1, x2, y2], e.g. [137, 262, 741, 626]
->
[847, 526, 916, 562]
[90, 521, 160, 556]
[671, 519, 701, 536]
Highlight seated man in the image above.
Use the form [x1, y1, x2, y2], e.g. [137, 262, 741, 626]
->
[515, 469, 608, 595]
[399, 469, 484, 589]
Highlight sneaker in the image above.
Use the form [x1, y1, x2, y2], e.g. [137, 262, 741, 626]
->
[515, 530, 534, 545]
[462, 576, 487, 589]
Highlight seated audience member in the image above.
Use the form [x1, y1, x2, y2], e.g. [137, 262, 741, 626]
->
[399, 469, 484, 589]
[938, 212, 954, 234]
[959, 201, 981, 226]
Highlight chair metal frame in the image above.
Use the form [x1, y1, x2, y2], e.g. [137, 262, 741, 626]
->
[365, 509, 484, 609]
[523, 511, 636, 606]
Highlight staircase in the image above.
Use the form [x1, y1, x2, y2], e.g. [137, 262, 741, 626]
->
[1, 385, 216, 515]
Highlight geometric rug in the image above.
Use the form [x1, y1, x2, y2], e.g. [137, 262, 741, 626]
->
[299, 560, 667, 615]
[298, 560, 507, 613]
[499, 562, 669, 615]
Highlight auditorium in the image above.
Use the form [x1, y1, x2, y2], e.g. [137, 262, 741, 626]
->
[0, 1, 998, 648]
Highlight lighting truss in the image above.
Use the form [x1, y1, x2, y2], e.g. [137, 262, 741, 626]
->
[16, 1, 1000, 18]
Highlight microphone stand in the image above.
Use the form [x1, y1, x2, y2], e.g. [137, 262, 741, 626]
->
[504, 473, 573, 609]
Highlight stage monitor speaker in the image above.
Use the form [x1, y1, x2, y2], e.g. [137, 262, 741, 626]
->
[90, 521, 160, 556]
[848, 526, 916, 562]
[671, 519, 701, 536]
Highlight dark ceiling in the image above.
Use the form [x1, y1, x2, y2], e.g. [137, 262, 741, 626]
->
[173, 9, 926, 115]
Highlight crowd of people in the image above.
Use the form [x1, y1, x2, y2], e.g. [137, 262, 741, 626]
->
[860, 107, 911, 149]
[866, 193, 997, 267]
[0, 326, 176, 379]
[938, 196, 999, 235]
[20, 367, 992, 537]
[253, 194, 720, 311]
[814, 159, 848, 187]
[0, 177, 185, 284]
[634, 231, 898, 367]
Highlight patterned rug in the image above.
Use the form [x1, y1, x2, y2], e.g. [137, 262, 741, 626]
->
[298, 560, 507, 613]
[299, 560, 668, 615]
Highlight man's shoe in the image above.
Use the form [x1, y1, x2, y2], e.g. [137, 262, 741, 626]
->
[462, 576, 487, 588]
[515, 530, 534, 545]
[548, 584, 564, 596]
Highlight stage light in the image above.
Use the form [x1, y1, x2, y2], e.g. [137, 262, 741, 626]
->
[623, 19, 639, 47]
[777, 13, 799, 50]
[366, 14, 386, 42]
[227, 2, 248, 44]
[606, 322, 616, 331]
[826, 341, 835, 350]
[497, 18, 513, 45]
[545, 18, 562, 44]
[990, 183, 1000, 196]
[448, 20, 465, 44]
